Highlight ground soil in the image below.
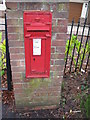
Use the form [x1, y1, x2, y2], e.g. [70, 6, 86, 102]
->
[1, 71, 89, 119]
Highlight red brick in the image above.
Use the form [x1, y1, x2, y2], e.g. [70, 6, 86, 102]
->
[56, 33, 67, 39]
[10, 48, 24, 53]
[57, 19, 68, 26]
[12, 73, 21, 78]
[11, 61, 20, 66]
[51, 54, 65, 59]
[14, 89, 23, 94]
[7, 26, 23, 34]
[53, 78, 62, 84]
[6, 3, 17, 10]
[9, 41, 23, 47]
[51, 47, 55, 53]
[7, 19, 19, 26]
[13, 79, 22, 83]
[10, 54, 24, 60]
[23, 84, 29, 88]
[53, 71, 63, 77]
[53, 11, 68, 18]
[8, 34, 19, 40]
[52, 19, 57, 26]
[34, 91, 49, 97]
[47, 91, 60, 96]
[13, 83, 23, 89]
[50, 65, 64, 71]
[48, 86, 60, 92]
[52, 40, 66, 46]
[20, 61, 25, 66]
[56, 47, 65, 53]
[53, 26, 67, 33]
[7, 11, 23, 19]
[11, 66, 25, 72]
[26, 3, 46, 10]
[55, 60, 65, 65]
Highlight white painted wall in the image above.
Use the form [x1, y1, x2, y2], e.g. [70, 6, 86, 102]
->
[70, 0, 89, 3]
[67, 25, 89, 36]
[0, 18, 5, 30]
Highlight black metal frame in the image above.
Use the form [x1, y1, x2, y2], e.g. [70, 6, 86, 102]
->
[64, 18, 74, 74]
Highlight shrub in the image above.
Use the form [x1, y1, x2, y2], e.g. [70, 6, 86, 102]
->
[65, 35, 89, 68]
[0, 32, 6, 76]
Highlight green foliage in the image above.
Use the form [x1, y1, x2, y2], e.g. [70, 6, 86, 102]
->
[65, 35, 89, 68]
[80, 94, 90, 118]
[0, 32, 6, 76]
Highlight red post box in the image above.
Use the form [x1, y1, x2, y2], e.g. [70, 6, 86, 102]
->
[23, 11, 52, 78]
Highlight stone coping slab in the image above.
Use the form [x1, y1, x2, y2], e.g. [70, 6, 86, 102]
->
[5, 0, 69, 3]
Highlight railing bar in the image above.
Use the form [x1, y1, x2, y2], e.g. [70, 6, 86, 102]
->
[64, 18, 74, 74]
[75, 17, 87, 72]
[79, 26, 90, 71]
[5, 12, 12, 91]
[0, 24, 5, 25]
[69, 18, 80, 73]
[85, 52, 90, 72]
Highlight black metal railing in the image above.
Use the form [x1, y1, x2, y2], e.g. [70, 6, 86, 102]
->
[5, 13, 12, 91]
[0, 12, 12, 90]
[64, 18, 90, 75]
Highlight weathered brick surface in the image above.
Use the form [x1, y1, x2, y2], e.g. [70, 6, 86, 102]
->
[6, 3, 17, 10]
[57, 19, 68, 26]
[8, 34, 19, 41]
[6, 2, 68, 109]
[53, 26, 67, 33]
[52, 40, 66, 46]
[56, 33, 68, 39]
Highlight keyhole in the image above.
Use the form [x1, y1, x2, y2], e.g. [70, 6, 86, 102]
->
[33, 58, 35, 61]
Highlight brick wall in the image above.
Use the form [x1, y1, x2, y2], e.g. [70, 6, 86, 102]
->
[6, 2, 68, 109]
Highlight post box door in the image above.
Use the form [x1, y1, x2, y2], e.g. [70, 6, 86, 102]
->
[30, 38, 46, 74]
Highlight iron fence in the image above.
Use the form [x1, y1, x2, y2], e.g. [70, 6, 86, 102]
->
[64, 18, 90, 75]
[0, 12, 12, 90]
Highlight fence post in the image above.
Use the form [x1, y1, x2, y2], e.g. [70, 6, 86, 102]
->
[64, 19, 74, 75]
[79, 26, 90, 71]
[75, 18, 87, 72]
[69, 18, 80, 73]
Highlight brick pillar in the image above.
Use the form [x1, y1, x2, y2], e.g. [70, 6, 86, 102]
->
[6, 2, 69, 109]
